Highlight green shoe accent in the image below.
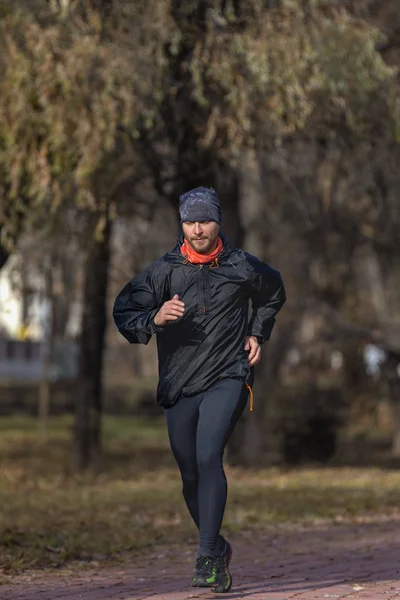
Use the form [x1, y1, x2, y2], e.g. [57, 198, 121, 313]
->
[212, 541, 233, 593]
[191, 555, 217, 587]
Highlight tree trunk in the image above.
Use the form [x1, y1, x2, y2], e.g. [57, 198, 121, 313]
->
[0, 226, 10, 271]
[38, 262, 55, 438]
[38, 331, 54, 439]
[383, 353, 400, 457]
[0, 247, 8, 270]
[73, 209, 111, 472]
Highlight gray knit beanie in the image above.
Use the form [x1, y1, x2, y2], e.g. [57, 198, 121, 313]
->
[179, 187, 221, 224]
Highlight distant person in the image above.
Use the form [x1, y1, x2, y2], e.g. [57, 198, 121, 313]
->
[113, 187, 286, 593]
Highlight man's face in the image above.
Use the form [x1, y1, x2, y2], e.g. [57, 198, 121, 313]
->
[182, 221, 220, 254]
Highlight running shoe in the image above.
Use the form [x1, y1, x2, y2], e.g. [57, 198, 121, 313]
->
[191, 554, 217, 587]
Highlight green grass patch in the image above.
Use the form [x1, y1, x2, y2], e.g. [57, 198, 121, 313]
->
[1, 415, 400, 573]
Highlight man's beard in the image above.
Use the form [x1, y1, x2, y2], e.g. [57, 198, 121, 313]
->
[188, 237, 215, 254]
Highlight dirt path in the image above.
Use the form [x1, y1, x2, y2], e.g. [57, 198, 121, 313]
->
[2, 518, 400, 599]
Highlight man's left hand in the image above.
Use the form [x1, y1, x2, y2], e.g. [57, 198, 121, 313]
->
[244, 336, 261, 367]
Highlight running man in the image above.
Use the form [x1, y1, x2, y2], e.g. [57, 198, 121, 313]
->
[113, 187, 286, 593]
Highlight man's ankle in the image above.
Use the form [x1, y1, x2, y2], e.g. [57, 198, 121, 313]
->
[214, 535, 226, 556]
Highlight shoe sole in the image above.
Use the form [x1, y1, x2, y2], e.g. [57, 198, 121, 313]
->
[191, 580, 216, 588]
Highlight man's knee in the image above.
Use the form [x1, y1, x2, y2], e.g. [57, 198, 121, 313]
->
[179, 463, 198, 483]
[197, 448, 222, 472]
[181, 470, 198, 496]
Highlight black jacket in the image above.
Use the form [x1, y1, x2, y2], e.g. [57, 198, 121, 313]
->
[113, 233, 286, 407]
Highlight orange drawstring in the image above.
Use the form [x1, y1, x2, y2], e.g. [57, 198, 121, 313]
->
[209, 257, 219, 269]
[246, 384, 253, 412]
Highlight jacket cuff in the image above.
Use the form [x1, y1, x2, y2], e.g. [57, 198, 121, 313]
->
[149, 310, 165, 334]
[246, 329, 264, 344]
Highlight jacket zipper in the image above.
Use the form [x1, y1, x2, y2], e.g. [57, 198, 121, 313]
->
[200, 264, 207, 313]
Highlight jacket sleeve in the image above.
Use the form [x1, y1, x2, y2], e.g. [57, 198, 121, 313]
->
[112, 262, 167, 345]
[246, 256, 286, 344]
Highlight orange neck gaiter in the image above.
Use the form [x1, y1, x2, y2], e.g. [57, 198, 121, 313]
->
[180, 236, 223, 264]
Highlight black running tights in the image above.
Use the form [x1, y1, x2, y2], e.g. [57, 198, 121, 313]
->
[164, 379, 248, 556]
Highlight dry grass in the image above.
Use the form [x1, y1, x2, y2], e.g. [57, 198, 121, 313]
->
[1, 415, 400, 574]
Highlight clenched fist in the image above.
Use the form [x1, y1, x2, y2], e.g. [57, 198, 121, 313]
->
[244, 335, 261, 367]
[154, 294, 185, 327]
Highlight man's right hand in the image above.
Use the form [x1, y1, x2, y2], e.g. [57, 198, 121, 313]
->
[154, 294, 185, 327]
